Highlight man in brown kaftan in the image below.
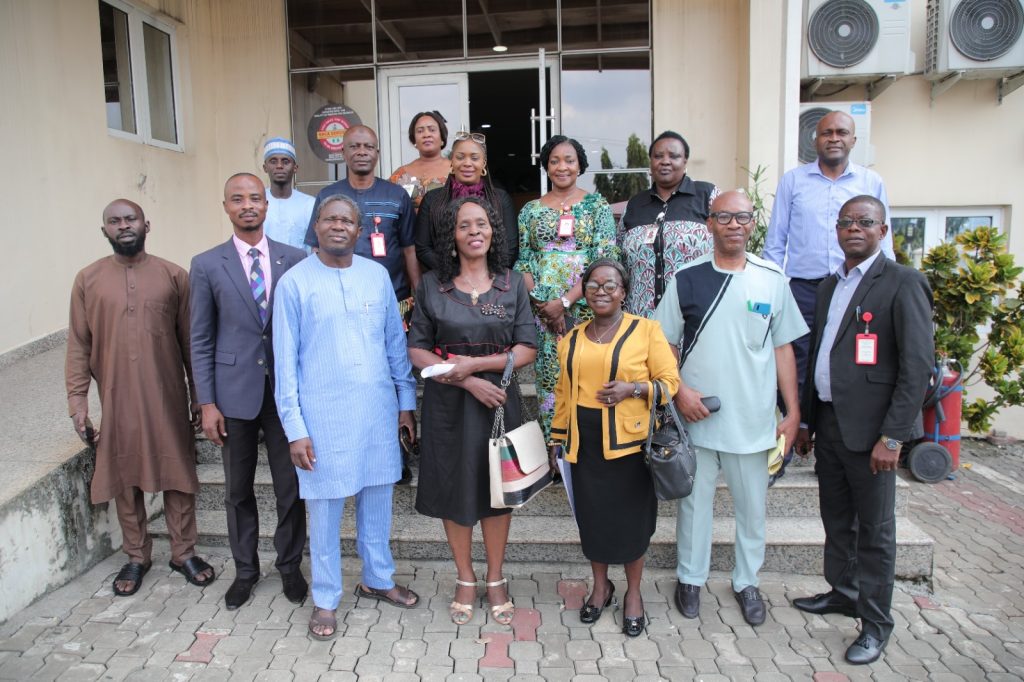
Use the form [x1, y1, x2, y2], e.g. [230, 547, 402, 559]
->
[65, 199, 215, 596]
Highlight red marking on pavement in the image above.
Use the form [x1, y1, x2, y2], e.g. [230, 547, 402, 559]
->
[479, 632, 514, 668]
[511, 608, 540, 641]
[813, 673, 850, 682]
[941, 481, 1024, 536]
[914, 596, 939, 610]
[175, 631, 226, 663]
[557, 580, 588, 610]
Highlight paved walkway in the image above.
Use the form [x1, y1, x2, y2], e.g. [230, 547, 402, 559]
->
[2, 441, 1024, 681]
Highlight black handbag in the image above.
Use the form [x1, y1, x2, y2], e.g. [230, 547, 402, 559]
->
[642, 380, 697, 501]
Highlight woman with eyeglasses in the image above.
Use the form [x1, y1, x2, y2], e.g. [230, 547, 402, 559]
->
[549, 258, 679, 637]
[389, 111, 452, 212]
[514, 135, 618, 439]
[415, 131, 518, 273]
[408, 196, 537, 627]
[619, 131, 720, 317]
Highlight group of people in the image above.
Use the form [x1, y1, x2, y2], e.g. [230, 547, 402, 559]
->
[66, 109, 934, 663]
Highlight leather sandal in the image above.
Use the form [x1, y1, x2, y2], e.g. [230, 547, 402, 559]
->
[168, 556, 216, 586]
[307, 607, 337, 640]
[484, 578, 515, 626]
[354, 583, 420, 609]
[449, 578, 477, 625]
[112, 562, 151, 596]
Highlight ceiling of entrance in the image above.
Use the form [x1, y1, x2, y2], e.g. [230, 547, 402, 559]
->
[288, 0, 649, 67]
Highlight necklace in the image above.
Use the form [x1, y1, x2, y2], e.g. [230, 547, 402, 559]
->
[590, 311, 624, 344]
[460, 271, 490, 305]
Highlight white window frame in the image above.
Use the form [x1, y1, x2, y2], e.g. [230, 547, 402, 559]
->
[891, 205, 1006, 254]
[101, 0, 184, 152]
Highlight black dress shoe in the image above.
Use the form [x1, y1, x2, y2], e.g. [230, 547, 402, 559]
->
[734, 586, 766, 626]
[580, 581, 616, 624]
[224, 576, 259, 610]
[675, 582, 700, 619]
[845, 633, 886, 665]
[622, 611, 648, 637]
[792, 591, 858, 617]
[281, 570, 308, 605]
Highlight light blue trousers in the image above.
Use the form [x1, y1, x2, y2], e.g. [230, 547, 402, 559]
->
[676, 446, 769, 591]
[307, 483, 396, 610]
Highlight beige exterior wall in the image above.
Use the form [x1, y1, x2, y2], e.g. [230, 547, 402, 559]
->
[0, 0, 291, 355]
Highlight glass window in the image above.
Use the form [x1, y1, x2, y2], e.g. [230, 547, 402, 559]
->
[143, 23, 176, 144]
[291, 68, 377, 188]
[377, 0, 465, 62]
[98, 1, 181, 149]
[561, 52, 651, 205]
[891, 207, 1006, 267]
[466, 1, 557, 57]
[946, 215, 995, 241]
[560, 0, 650, 51]
[99, 1, 136, 134]
[892, 216, 926, 267]
[287, 0, 373, 68]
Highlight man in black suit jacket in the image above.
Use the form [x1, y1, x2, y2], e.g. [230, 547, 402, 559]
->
[793, 195, 934, 665]
[190, 173, 309, 609]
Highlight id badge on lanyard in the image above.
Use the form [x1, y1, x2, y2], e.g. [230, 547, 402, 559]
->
[557, 212, 575, 238]
[855, 310, 877, 365]
[370, 216, 387, 257]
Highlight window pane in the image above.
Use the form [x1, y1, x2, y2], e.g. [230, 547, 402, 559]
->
[287, 0, 373, 68]
[892, 217, 926, 268]
[561, 52, 650, 204]
[143, 23, 176, 144]
[466, 0, 557, 58]
[290, 68, 376, 186]
[561, 0, 649, 50]
[946, 215, 994, 241]
[377, 0, 465, 62]
[99, 1, 136, 134]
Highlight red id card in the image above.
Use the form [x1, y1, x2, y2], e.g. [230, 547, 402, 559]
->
[370, 232, 387, 257]
[855, 333, 878, 365]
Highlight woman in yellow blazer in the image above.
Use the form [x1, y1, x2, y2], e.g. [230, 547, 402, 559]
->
[549, 257, 679, 637]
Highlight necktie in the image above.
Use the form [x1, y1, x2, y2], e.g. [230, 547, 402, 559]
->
[248, 247, 268, 324]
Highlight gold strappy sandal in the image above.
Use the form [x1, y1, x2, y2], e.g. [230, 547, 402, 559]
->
[484, 577, 515, 626]
[450, 578, 477, 625]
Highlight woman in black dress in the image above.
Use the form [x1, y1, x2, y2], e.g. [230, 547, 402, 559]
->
[549, 258, 679, 636]
[408, 196, 537, 626]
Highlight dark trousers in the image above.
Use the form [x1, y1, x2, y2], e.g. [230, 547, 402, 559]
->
[788, 278, 822, 403]
[814, 402, 896, 641]
[223, 377, 306, 579]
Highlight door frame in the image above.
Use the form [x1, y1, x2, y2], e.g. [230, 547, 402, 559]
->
[377, 54, 561, 178]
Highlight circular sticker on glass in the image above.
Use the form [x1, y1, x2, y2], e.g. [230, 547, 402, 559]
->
[307, 105, 362, 163]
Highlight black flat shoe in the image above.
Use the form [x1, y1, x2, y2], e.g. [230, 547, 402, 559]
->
[845, 633, 886, 665]
[225, 576, 259, 610]
[675, 582, 700, 619]
[579, 581, 616, 624]
[622, 611, 648, 637]
[281, 570, 308, 605]
[734, 586, 766, 626]
[792, 591, 858, 617]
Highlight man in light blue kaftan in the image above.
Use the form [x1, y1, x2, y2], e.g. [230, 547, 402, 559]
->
[273, 194, 420, 624]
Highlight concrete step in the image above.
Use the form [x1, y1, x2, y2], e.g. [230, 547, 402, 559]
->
[149, 510, 933, 578]
[192, 461, 910, 519]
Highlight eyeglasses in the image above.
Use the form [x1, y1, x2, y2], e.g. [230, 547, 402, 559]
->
[836, 218, 884, 229]
[584, 281, 623, 294]
[710, 211, 754, 225]
[453, 131, 487, 146]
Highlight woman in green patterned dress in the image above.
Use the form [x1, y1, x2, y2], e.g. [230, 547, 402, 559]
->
[514, 136, 618, 438]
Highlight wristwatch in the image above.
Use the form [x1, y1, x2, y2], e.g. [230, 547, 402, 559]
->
[631, 383, 642, 399]
[880, 435, 903, 451]
[560, 295, 572, 309]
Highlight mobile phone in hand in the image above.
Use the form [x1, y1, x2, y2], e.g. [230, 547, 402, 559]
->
[700, 396, 721, 413]
[84, 426, 96, 446]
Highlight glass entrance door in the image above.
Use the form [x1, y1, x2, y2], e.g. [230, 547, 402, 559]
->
[378, 52, 558, 209]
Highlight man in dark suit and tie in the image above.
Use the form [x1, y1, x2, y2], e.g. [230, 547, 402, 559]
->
[190, 173, 309, 609]
[793, 195, 934, 664]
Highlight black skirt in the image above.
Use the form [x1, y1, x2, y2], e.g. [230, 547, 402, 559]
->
[572, 406, 657, 564]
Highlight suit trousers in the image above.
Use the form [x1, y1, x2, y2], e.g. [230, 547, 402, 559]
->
[788, 278, 821, 402]
[815, 401, 896, 640]
[222, 376, 306, 579]
[114, 486, 197, 566]
[677, 446, 768, 590]
[307, 484, 396, 610]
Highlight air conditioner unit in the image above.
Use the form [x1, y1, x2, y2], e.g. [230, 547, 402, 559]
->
[798, 102, 873, 167]
[926, 0, 1024, 78]
[803, 0, 914, 79]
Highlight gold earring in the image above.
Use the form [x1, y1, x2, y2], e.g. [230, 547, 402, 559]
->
[481, 168, 488, 177]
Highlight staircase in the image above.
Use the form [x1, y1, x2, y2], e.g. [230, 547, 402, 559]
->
[152, 383, 934, 578]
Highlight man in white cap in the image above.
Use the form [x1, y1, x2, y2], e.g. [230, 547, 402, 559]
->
[263, 137, 316, 251]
